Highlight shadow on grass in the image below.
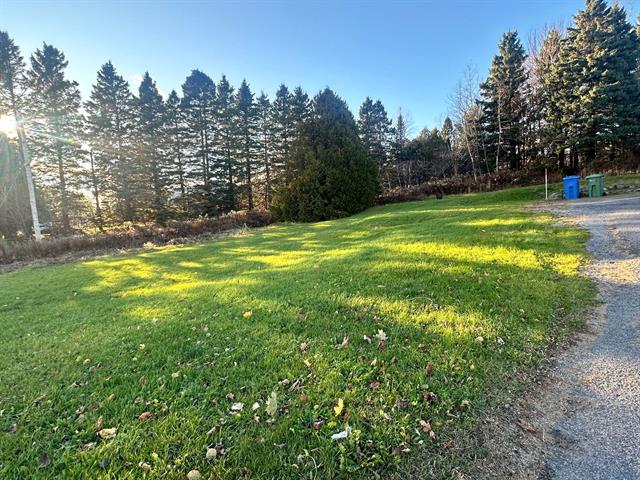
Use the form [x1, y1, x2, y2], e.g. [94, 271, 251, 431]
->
[0, 189, 594, 479]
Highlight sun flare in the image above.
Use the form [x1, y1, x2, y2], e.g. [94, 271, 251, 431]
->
[0, 114, 18, 137]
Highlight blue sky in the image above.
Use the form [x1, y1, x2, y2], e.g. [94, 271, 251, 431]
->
[3, 0, 638, 133]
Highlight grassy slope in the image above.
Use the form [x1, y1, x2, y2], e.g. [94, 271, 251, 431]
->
[0, 186, 594, 479]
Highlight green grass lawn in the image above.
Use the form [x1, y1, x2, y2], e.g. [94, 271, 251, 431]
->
[0, 186, 594, 479]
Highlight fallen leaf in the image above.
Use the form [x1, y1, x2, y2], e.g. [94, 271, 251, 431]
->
[369, 381, 381, 390]
[426, 363, 434, 375]
[97, 428, 117, 440]
[252, 402, 260, 411]
[336, 336, 350, 349]
[242, 309, 253, 318]
[517, 418, 537, 433]
[374, 329, 387, 342]
[231, 402, 244, 412]
[171, 372, 180, 379]
[460, 399, 470, 409]
[187, 470, 201, 480]
[334, 398, 344, 417]
[266, 392, 278, 417]
[363, 335, 372, 343]
[423, 391, 437, 403]
[95, 416, 104, 430]
[138, 412, 153, 421]
[139, 462, 151, 471]
[330, 426, 351, 440]
[206, 447, 217, 460]
[475, 336, 484, 344]
[225, 392, 235, 401]
[299, 342, 309, 353]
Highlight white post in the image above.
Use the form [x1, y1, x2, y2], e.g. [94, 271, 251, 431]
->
[16, 116, 42, 241]
[545, 168, 548, 201]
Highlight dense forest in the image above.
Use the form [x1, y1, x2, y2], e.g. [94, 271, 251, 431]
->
[1, 0, 639, 239]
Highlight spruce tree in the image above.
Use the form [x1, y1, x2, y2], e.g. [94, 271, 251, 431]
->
[0, 30, 40, 238]
[164, 90, 188, 211]
[559, 0, 640, 163]
[25, 43, 83, 233]
[358, 98, 392, 188]
[290, 86, 311, 128]
[255, 92, 274, 208]
[274, 88, 378, 221]
[235, 80, 259, 209]
[441, 117, 455, 175]
[85, 61, 138, 222]
[479, 30, 528, 171]
[391, 111, 408, 187]
[271, 84, 292, 177]
[213, 75, 238, 211]
[136, 72, 167, 222]
[181, 70, 216, 213]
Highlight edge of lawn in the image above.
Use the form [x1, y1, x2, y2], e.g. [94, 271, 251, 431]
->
[394, 184, 599, 479]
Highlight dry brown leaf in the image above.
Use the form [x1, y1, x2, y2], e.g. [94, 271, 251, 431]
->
[138, 412, 153, 421]
[336, 336, 350, 349]
[517, 418, 537, 433]
[97, 427, 117, 440]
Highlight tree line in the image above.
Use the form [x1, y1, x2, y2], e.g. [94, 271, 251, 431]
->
[1, 0, 639, 238]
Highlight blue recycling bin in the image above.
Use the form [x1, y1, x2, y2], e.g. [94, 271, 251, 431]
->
[563, 176, 581, 199]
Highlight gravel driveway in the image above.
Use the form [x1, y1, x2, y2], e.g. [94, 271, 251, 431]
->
[546, 195, 640, 479]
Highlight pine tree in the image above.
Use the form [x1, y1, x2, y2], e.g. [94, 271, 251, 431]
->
[25, 43, 83, 233]
[136, 72, 167, 222]
[441, 116, 455, 175]
[274, 88, 379, 221]
[255, 92, 274, 208]
[530, 28, 566, 168]
[290, 86, 311, 128]
[479, 30, 528, 172]
[0, 30, 40, 238]
[85, 61, 138, 222]
[164, 90, 188, 212]
[271, 84, 292, 178]
[391, 111, 408, 187]
[235, 80, 259, 209]
[181, 70, 216, 213]
[213, 75, 238, 211]
[559, 0, 640, 164]
[358, 98, 392, 187]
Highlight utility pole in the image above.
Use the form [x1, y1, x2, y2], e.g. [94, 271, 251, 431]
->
[16, 115, 42, 241]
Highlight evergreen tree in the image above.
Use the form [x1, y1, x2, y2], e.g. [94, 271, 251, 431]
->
[358, 97, 392, 187]
[235, 80, 259, 209]
[25, 43, 83, 233]
[441, 116, 455, 175]
[181, 70, 216, 213]
[530, 27, 566, 168]
[274, 88, 378, 221]
[136, 72, 167, 222]
[290, 86, 311, 127]
[559, 0, 640, 164]
[391, 111, 408, 187]
[164, 90, 188, 210]
[271, 84, 292, 177]
[255, 92, 274, 208]
[213, 75, 238, 211]
[85, 61, 138, 222]
[479, 30, 528, 171]
[0, 30, 39, 238]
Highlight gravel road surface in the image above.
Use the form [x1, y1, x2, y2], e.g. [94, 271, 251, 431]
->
[546, 195, 640, 480]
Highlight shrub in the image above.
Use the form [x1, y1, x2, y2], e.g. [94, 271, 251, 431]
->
[0, 209, 272, 265]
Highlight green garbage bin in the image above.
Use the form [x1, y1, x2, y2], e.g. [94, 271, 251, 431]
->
[586, 174, 605, 197]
